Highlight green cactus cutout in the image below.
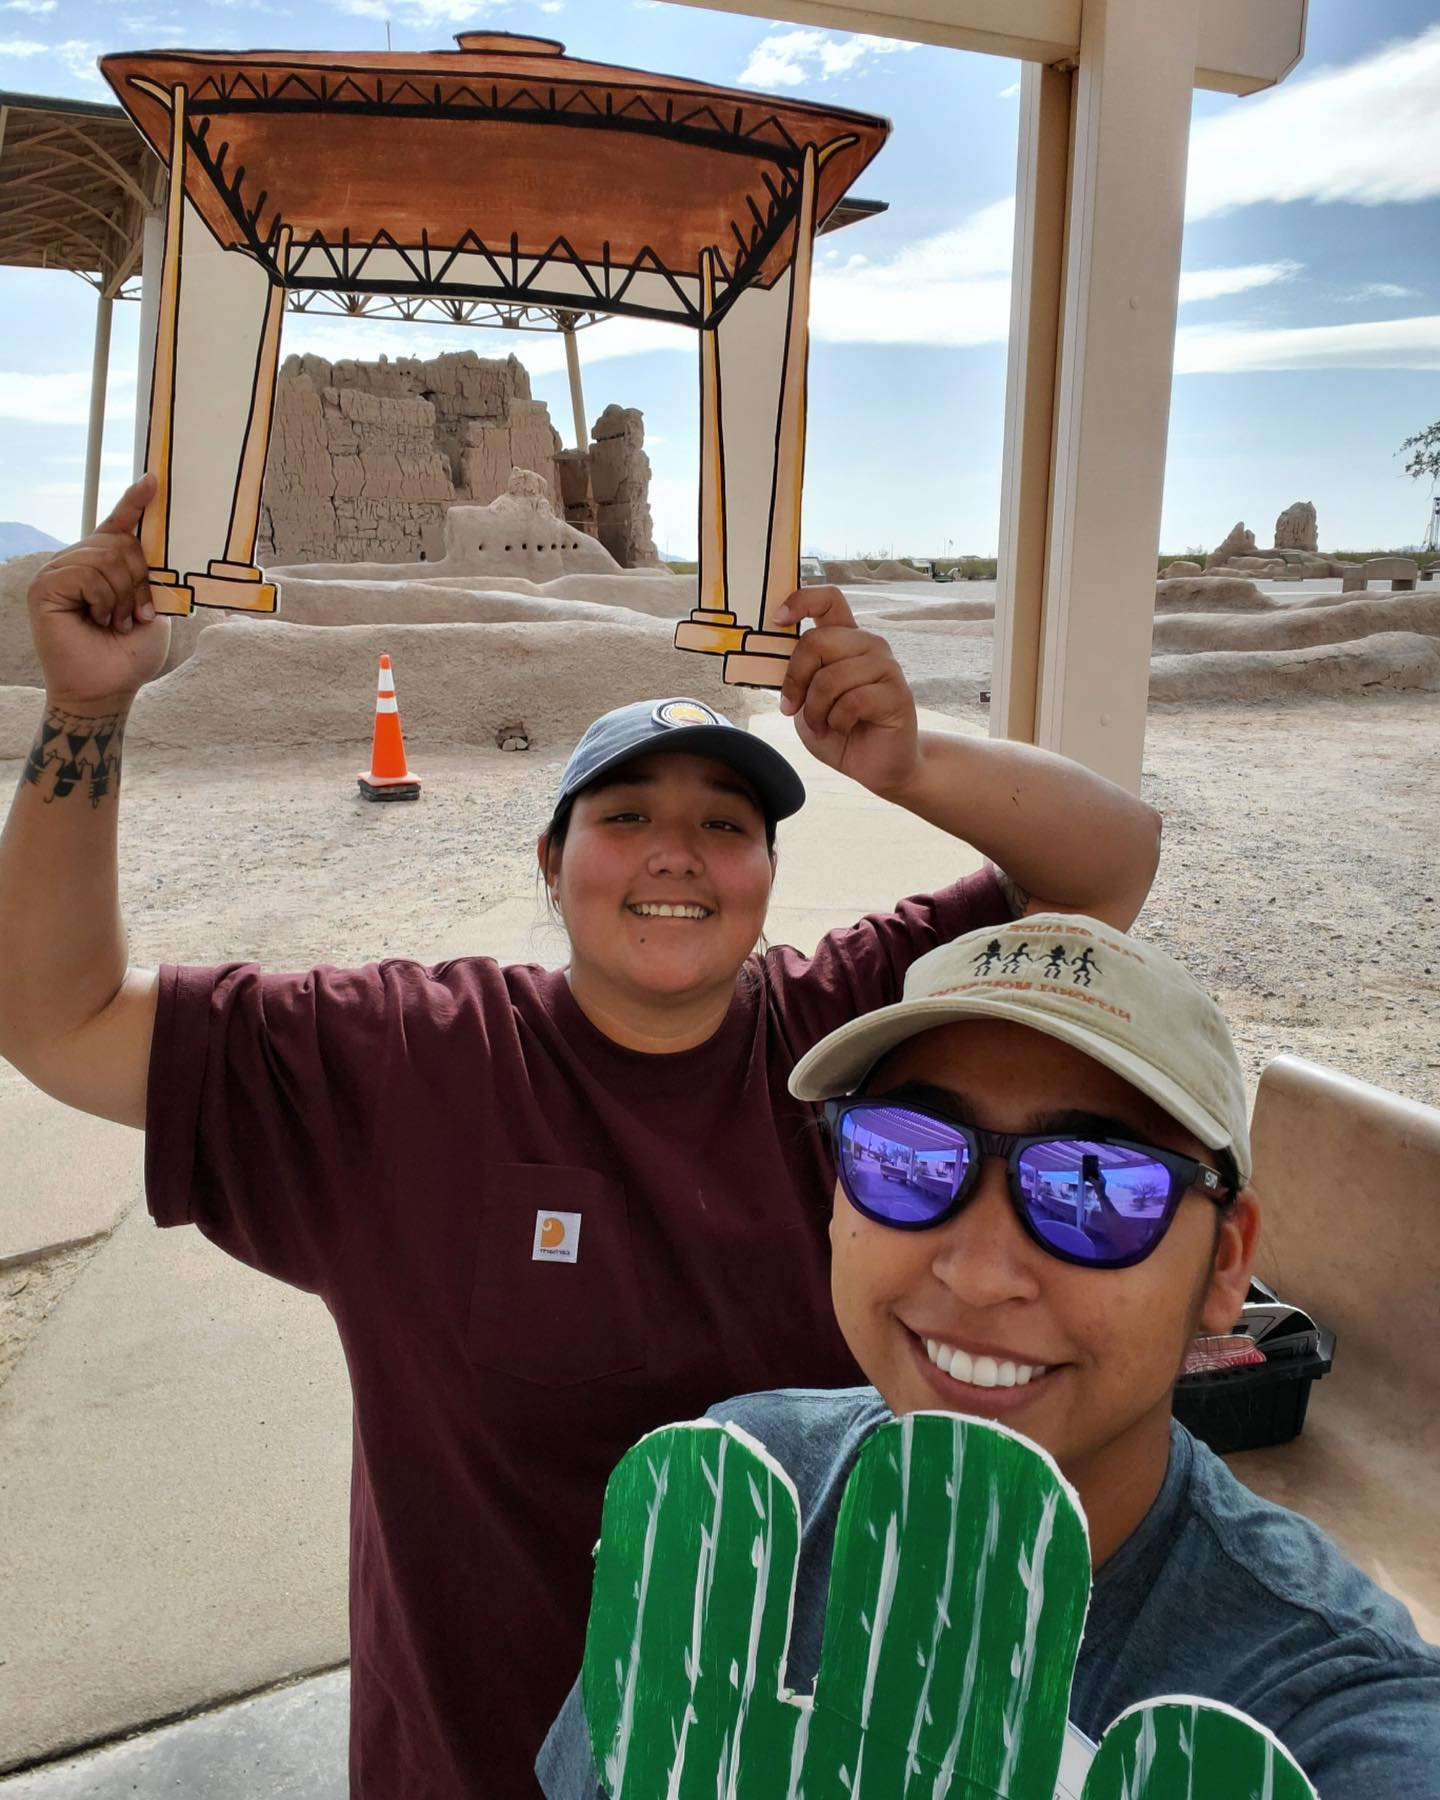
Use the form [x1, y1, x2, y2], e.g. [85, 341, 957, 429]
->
[581, 1412, 1318, 1800]
[1083, 1697, 1315, 1800]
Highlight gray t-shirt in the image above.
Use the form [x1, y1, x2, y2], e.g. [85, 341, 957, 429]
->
[538, 1387, 1440, 1798]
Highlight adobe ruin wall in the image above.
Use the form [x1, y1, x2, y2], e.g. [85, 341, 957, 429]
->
[257, 349, 659, 570]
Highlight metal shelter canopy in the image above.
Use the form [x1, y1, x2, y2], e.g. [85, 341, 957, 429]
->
[0, 89, 157, 297]
[99, 32, 890, 327]
[0, 86, 886, 316]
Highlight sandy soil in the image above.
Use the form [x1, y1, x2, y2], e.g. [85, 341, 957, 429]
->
[0, 694, 1433, 1106]
[1, 688, 1435, 1390]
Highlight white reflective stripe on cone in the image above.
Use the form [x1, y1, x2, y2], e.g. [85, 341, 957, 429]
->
[375, 696, 399, 713]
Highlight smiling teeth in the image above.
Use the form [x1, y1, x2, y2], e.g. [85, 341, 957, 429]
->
[630, 903, 710, 919]
[924, 1339, 1046, 1389]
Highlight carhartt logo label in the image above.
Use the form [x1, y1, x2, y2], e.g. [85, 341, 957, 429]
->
[532, 1210, 582, 1263]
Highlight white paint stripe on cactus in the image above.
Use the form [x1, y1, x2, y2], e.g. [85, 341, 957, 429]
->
[937, 1478, 1002, 1788]
[847, 1507, 901, 1799]
[899, 1411, 913, 1526]
[785, 1696, 813, 1800]
[665, 1703, 697, 1800]
[999, 1487, 1059, 1796]
[605, 1450, 671, 1798]
[668, 1435, 730, 1794]
[903, 1422, 963, 1790]
[1133, 1703, 1157, 1796]
[725, 1469, 776, 1800]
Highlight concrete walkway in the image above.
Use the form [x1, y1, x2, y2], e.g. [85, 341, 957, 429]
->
[0, 707, 983, 1783]
[0, 1672, 349, 1798]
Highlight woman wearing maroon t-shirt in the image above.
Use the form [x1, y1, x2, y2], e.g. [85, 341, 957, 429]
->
[1, 476, 1160, 1798]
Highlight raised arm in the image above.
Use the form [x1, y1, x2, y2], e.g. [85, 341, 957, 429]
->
[773, 586, 1160, 930]
[0, 475, 166, 1126]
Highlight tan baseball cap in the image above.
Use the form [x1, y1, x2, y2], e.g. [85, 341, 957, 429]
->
[789, 913, 1252, 1183]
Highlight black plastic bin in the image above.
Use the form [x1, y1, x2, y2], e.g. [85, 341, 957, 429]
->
[1172, 1279, 1337, 1456]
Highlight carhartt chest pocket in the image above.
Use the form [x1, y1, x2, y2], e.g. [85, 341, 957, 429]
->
[466, 1165, 648, 1386]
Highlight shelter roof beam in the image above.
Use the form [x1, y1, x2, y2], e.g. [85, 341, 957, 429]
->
[665, 0, 1305, 95]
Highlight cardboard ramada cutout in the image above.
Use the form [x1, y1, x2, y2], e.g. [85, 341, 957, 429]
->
[99, 33, 889, 687]
[582, 1413, 1319, 1799]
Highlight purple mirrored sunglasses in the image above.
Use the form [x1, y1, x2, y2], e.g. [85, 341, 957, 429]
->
[824, 1096, 1236, 1271]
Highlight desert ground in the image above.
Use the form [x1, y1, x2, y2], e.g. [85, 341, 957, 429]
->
[1, 550, 1437, 1787]
[1, 567, 1434, 1101]
[2, 555, 1438, 1377]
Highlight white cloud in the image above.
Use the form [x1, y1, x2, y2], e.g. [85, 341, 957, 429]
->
[538, 0, 563, 11]
[739, 28, 915, 90]
[327, 0, 499, 23]
[42, 449, 133, 466]
[1187, 23, 1440, 220]
[2, 1, 59, 14]
[808, 206, 1299, 349]
[1175, 314, 1440, 374]
[808, 211, 1009, 347]
[1176, 259, 1302, 304]
[1336, 281, 1421, 303]
[55, 36, 103, 80]
[0, 369, 135, 425]
[997, 80, 1020, 99]
[0, 33, 103, 77]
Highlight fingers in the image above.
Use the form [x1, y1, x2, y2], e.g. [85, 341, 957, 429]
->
[779, 618, 914, 739]
[32, 536, 155, 632]
[778, 623, 885, 715]
[771, 585, 857, 632]
[96, 472, 157, 539]
[58, 561, 126, 631]
[793, 648, 903, 740]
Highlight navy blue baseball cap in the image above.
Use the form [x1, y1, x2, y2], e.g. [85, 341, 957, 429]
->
[551, 698, 806, 823]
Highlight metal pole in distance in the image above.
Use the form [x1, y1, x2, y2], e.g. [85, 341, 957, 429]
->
[561, 314, 588, 450]
[80, 288, 115, 535]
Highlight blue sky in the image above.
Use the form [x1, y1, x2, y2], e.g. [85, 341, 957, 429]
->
[2, 0, 1438, 557]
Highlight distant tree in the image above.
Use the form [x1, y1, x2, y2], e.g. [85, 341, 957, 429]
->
[1398, 419, 1440, 484]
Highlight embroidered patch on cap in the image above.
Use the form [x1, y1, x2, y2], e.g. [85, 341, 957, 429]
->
[653, 699, 722, 729]
[532, 1210, 582, 1264]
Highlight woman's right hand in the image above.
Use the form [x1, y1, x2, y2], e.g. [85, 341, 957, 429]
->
[27, 473, 171, 710]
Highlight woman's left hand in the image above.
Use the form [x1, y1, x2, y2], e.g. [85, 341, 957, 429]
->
[771, 586, 922, 798]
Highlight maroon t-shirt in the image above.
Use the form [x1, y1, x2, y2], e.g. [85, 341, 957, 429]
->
[144, 870, 1006, 1797]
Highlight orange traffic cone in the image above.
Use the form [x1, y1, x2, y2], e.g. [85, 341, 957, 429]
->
[357, 654, 422, 801]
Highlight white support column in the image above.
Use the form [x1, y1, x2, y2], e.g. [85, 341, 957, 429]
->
[1034, 0, 1199, 791]
[132, 205, 166, 477]
[80, 290, 114, 536]
[561, 317, 588, 450]
[991, 62, 1072, 748]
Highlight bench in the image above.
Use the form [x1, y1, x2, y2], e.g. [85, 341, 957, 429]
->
[1340, 556, 1420, 593]
[1229, 1055, 1440, 1643]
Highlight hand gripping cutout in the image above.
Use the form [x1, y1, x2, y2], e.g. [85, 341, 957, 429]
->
[582, 1413, 1317, 1800]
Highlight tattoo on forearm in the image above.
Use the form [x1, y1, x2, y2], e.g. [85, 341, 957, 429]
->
[22, 707, 124, 806]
